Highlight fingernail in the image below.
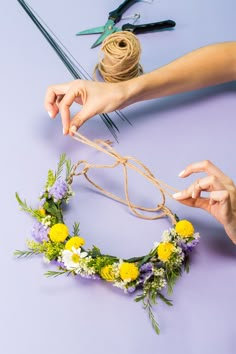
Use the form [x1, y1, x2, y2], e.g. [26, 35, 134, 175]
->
[192, 191, 196, 199]
[70, 125, 77, 133]
[178, 169, 185, 177]
[63, 128, 67, 135]
[48, 111, 52, 118]
[172, 192, 182, 199]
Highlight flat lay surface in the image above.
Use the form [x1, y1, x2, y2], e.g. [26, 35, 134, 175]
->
[1, 0, 236, 353]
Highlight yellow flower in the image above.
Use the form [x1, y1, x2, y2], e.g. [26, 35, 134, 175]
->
[175, 220, 194, 238]
[157, 242, 175, 262]
[39, 208, 46, 216]
[65, 236, 85, 250]
[49, 223, 69, 243]
[100, 265, 116, 282]
[119, 262, 139, 281]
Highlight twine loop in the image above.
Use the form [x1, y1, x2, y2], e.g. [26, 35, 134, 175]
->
[70, 133, 178, 224]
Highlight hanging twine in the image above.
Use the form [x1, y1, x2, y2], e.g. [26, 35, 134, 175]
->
[70, 132, 178, 224]
[94, 31, 143, 83]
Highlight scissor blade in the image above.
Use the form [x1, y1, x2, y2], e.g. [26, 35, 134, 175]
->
[76, 26, 105, 36]
[91, 19, 116, 48]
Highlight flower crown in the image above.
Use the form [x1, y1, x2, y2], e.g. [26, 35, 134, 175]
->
[15, 136, 200, 335]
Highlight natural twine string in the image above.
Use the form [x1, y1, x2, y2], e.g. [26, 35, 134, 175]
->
[69, 132, 179, 224]
[94, 31, 143, 83]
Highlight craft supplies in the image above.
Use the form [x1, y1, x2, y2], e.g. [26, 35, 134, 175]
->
[17, 0, 130, 139]
[94, 31, 143, 82]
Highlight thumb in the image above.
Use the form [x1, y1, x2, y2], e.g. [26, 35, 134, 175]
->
[69, 107, 94, 135]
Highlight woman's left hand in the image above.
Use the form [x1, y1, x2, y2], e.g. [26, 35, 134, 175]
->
[173, 160, 236, 244]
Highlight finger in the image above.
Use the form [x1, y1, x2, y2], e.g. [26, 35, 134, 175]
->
[59, 88, 83, 135]
[44, 85, 68, 118]
[69, 107, 95, 135]
[191, 175, 225, 199]
[173, 175, 225, 202]
[209, 190, 231, 210]
[174, 195, 209, 210]
[178, 160, 227, 180]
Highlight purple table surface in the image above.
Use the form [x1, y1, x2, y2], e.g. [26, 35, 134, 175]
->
[1, 0, 236, 353]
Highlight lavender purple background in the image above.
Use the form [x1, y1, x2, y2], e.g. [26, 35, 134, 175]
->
[1, 0, 236, 353]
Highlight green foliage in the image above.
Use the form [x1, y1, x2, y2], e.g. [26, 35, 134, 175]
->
[66, 159, 73, 180]
[15, 193, 42, 221]
[55, 154, 67, 180]
[44, 199, 63, 223]
[45, 170, 56, 189]
[166, 264, 182, 295]
[156, 291, 173, 306]
[72, 222, 80, 236]
[45, 270, 70, 277]
[90, 255, 117, 273]
[143, 298, 160, 335]
[14, 249, 40, 258]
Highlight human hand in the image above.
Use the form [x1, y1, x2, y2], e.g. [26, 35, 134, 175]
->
[44, 80, 128, 135]
[173, 160, 236, 244]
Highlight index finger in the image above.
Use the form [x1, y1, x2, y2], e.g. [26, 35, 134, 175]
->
[44, 83, 70, 118]
[179, 160, 227, 180]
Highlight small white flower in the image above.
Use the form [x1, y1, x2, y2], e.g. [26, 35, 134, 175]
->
[161, 230, 171, 243]
[194, 232, 200, 239]
[43, 256, 51, 264]
[62, 247, 87, 270]
[152, 241, 160, 251]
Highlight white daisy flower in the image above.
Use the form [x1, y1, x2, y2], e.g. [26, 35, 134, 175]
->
[62, 247, 88, 270]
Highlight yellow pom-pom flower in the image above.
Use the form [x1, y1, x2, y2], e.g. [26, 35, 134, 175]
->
[157, 242, 175, 262]
[100, 265, 116, 282]
[39, 208, 46, 216]
[175, 220, 194, 238]
[119, 262, 139, 281]
[65, 236, 85, 250]
[49, 223, 69, 243]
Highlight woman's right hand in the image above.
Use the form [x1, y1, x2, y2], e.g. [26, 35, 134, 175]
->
[44, 79, 128, 135]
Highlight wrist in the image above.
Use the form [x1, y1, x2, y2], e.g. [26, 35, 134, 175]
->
[224, 218, 236, 244]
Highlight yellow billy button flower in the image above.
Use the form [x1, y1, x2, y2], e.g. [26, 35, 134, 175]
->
[175, 220, 194, 238]
[100, 265, 116, 282]
[39, 208, 46, 216]
[119, 262, 139, 281]
[49, 223, 69, 243]
[157, 242, 175, 262]
[65, 236, 85, 250]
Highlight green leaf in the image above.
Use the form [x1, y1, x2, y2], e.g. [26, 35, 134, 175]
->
[45, 169, 56, 189]
[90, 245, 102, 257]
[44, 200, 63, 222]
[15, 193, 41, 220]
[66, 159, 73, 180]
[44, 270, 70, 277]
[73, 222, 80, 236]
[14, 249, 41, 258]
[135, 294, 145, 302]
[55, 154, 66, 180]
[184, 254, 190, 273]
[157, 291, 173, 306]
[144, 298, 160, 335]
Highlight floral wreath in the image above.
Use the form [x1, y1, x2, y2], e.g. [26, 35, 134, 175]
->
[15, 133, 200, 334]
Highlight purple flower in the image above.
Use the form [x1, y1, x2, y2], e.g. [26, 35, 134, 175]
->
[139, 262, 153, 283]
[127, 286, 136, 294]
[48, 179, 68, 202]
[140, 262, 153, 273]
[31, 221, 49, 242]
[178, 239, 199, 252]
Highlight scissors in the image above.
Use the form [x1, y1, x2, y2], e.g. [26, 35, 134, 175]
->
[76, 0, 176, 48]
